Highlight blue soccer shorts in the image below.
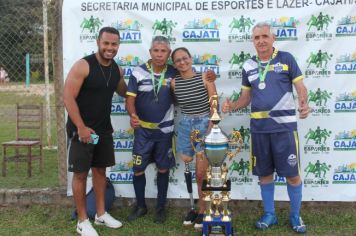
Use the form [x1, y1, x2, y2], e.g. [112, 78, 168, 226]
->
[250, 131, 301, 177]
[132, 128, 175, 172]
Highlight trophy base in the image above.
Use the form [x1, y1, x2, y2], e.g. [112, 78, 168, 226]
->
[202, 180, 231, 192]
[202, 215, 233, 236]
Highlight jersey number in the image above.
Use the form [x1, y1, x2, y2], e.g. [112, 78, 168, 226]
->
[132, 154, 142, 166]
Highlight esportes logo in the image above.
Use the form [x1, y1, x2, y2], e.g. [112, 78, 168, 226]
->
[304, 126, 331, 154]
[305, 50, 332, 78]
[228, 16, 255, 43]
[79, 15, 103, 42]
[308, 88, 332, 116]
[305, 12, 333, 41]
[304, 160, 331, 187]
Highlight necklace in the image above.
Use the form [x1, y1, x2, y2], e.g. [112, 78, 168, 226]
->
[98, 62, 113, 87]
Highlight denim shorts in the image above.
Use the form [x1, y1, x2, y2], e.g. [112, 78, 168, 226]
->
[176, 112, 210, 157]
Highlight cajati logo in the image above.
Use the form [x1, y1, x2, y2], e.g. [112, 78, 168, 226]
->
[182, 18, 221, 42]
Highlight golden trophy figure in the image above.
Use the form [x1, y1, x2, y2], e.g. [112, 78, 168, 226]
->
[191, 95, 243, 236]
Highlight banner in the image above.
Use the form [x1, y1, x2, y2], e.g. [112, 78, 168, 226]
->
[63, 0, 356, 201]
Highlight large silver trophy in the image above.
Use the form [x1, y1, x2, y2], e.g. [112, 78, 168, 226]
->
[191, 95, 243, 235]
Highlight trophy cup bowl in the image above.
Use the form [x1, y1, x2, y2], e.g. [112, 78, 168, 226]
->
[204, 126, 229, 167]
[204, 126, 230, 188]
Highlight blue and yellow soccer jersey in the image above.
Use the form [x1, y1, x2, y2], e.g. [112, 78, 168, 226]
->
[126, 63, 177, 137]
[241, 49, 304, 133]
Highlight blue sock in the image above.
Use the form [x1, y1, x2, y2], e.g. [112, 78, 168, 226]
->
[287, 182, 302, 217]
[133, 174, 146, 208]
[260, 182, 275, 215]
[157, 171, 169, 209]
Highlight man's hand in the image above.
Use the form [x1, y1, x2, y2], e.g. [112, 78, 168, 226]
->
[293, 80, 309, 119]
[130, 113, 140, 129]
[77, 126, 95, 143]
[298, 100, 310, 119]
[222, 98, 233, 113]
[205, 70, 216, 82]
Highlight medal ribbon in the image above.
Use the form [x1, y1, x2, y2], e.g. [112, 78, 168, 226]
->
[147, 62, 167, 101]
[257, 57, 271, 85]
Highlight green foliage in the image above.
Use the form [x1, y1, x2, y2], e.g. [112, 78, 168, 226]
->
[0, 0, 55, 83]
[31, 69, 42, 82]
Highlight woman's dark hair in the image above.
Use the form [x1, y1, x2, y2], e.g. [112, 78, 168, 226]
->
[171, 47, 191, 61]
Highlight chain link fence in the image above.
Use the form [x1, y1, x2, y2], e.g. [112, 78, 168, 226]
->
[0, 1, 46, 85]
[0, 0, 66, 187]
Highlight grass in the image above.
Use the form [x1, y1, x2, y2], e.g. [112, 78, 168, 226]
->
[0, 90, 59, 188]
[0, 204, 355, 235]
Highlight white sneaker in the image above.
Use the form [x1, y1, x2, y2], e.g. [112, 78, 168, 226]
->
[76, 219, 99, 236]
[95, 211, 123, 229]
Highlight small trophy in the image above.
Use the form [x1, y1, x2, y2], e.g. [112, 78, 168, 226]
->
[191, 95, 243, 236]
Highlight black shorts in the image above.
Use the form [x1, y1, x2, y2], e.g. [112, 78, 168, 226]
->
[67, 133, 115, 173]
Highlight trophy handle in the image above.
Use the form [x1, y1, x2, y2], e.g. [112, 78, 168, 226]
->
[226, 130, 243, 161]
[190, 129, 203, 153]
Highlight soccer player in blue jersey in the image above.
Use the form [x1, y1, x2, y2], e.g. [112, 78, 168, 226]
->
[222, 22, 310, 234]
[126, 36, 176, 224]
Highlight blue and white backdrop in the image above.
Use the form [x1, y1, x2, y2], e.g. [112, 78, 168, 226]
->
[63, 0, 356, 201]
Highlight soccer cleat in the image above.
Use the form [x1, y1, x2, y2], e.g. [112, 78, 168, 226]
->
[76, 219, 99, 236]
[183, 210, 198, 226]
[255, 213, 278, 230]
[193, 214, 204, 230]
[290, 215, 307, 234]
[127, 206, 148, 222]
[94, 212, 123, 229]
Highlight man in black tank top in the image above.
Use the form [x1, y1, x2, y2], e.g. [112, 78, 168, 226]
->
[64, 27, 127, 236]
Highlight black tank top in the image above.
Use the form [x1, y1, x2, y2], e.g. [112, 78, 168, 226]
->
[66, 54, 121, 136]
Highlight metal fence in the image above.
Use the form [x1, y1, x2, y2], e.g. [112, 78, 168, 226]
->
[0, 0, 66, 186]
